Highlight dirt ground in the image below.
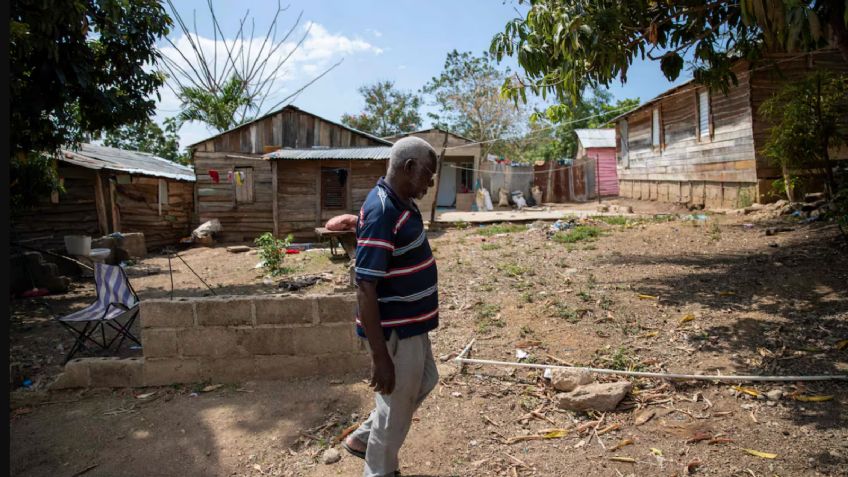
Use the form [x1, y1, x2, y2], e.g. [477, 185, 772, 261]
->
[9, 201, 848, 477]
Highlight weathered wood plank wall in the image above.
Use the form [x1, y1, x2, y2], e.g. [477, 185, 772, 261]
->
[11, 163, 101, 249]
[115, 177, 194, 249]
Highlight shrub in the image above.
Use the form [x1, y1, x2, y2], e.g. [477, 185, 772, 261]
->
[254, 232, 294, 276]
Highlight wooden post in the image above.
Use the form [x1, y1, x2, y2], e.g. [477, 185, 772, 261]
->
[109, 178, 121, 233]
[429, 132, 450, 224]
[271, 160, 279, 236]
[94, 173, 109, 235]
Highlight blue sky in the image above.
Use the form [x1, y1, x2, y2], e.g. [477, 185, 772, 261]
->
[160, 1, 692, 148]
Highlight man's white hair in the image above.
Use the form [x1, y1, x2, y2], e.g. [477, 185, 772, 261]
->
[388, 136, 437, 172]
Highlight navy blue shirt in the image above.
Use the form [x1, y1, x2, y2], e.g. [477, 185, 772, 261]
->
[354, 178, 439, 340]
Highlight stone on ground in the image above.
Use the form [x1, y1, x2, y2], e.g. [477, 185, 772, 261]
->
[556, 381, 632, 412]
[321, 448, 341, 464]
[226, 245, 251, 253]
[550, 369, 593, 392]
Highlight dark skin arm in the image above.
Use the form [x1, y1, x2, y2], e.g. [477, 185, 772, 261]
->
[356, 280, 395, 394]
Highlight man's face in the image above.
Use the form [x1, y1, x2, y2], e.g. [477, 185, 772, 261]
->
[410, 157, 437, 200]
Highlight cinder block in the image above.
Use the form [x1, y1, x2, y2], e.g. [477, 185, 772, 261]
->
[88, 357, 144, 388]
[291, 325, 358, 355]
[243, 328, 294, 355]
[255, 296, 315, 326]
[141, 299, 195, 328]
[142, 328, 179, 358]
[316, 294, 356, 324]
[143, 358, 201, 386]
[199, 357, 256, 383]
[254, 355, 320, 380]
[50, 358, 92, 389]
[179, 328, 250, 357]
[196, 298, 252, 326]
[317, 353, 370, 376]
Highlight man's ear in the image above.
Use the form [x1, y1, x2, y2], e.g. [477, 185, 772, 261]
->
[403, 158, 416, 173]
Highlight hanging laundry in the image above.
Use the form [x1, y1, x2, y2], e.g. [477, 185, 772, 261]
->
[227, 171, 234, 183]
[235, 171, 244, 186]
[208, 169, 220, 184]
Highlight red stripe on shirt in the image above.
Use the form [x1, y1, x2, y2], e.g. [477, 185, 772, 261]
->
[357, 238, 395, 250]
[356, 307, 438, 327]
[393, 211, 411, 234]
[385, 256, 435, 277]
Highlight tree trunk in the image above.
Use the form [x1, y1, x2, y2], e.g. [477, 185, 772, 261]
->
[830, 2, 848, 64]
[782, 164, 796, 202]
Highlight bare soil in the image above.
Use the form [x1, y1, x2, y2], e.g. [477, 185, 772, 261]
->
[9, 204, 848, 477]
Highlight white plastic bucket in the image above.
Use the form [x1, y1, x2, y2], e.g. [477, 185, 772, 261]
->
[64, 235, 91, 256]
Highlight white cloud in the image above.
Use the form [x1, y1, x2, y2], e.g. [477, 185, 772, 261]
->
[155, 21, 382, 149]
[366, 28, 383, 38]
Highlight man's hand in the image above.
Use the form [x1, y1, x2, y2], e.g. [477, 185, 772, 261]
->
[370, 354, 395, 395]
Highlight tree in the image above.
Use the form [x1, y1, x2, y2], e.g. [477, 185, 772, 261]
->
[759, 71, 848, 200]
[161, 0, 341, 132]
[100, 118, 188, 165]
[341, 81, 423, 137]
[490, 1, 848, 107]
[421, 50, 528, 147]
[512, 88, 640, 164]
[10, 0, 171, 156]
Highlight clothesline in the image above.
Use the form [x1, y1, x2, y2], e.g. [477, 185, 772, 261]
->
[445, 162, 590, 175]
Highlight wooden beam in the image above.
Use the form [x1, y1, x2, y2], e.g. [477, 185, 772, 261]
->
[429, 131, 450, 223]
[94, 172, 109, 235]
[109, 178, 121, 232]
[271, 160, 279, 236]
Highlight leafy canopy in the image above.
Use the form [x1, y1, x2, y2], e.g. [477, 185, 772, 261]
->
[100, 117, 189, 165]
[422, 50, 527, 144]
[176, 75, 253, 132]
[341, 81, 423, 137]
[759, 70, 848, 191]
[490, 1, 847, 107]
[10, 0, 171, 155]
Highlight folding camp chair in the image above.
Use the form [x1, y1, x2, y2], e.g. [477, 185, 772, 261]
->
[57, 263, 141, 363]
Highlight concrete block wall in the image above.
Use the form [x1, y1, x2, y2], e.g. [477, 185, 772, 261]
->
[51, 294, 368, 389]
[618, 180, 757, 209]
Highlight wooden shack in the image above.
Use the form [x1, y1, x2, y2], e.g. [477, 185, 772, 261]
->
[614, 49, 847, 208]
[575, 129, 618, 197]
[188, 105, 390, 242]
[11, 144, 196, 250]
[384, 128, 482, 215]
[262, 147, 389, 237]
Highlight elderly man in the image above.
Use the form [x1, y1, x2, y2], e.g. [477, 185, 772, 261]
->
[342, 136, 440, 477]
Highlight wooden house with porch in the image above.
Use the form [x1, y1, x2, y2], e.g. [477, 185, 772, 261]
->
[613, 49, 847, 209]
[188, 105, 391, 241]
[12, 144, 196, 250]
[384, 128, 483, 215]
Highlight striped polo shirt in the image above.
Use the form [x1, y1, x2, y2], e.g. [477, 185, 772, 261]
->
[354, 177, 438, 340]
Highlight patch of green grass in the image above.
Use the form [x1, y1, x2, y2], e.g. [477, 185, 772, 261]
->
[497, 262, 528, 277]
[477, 223, 527, 236]
[551, 225, 602, 244]
[553, 301, 580, 323]
[587, 273, 597, 289]
[521, 292, 534, 304]
[455, 220, 470, 230]
[707, 222, 722, 241]
[595, 215, 630, 225]
[605, 347, 644, 371]
[480, 283, 495, 292]
[578, 291, 592, 303]
[599, 295, 614, 310]
[511, 280, 533, 292]
[481, 243, 501, 251]
[519, 325, 535, 337]
[475, 303, 503, 334]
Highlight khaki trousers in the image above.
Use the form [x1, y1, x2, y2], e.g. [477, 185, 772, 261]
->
[350, 331, 439, 477]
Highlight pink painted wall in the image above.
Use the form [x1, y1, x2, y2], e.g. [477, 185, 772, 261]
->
[586, 147, 619, 197]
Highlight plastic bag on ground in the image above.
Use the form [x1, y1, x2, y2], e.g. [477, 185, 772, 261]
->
[481, 188, 494, 211]
[511, 191, 527, 210]
[192, 219, 222, 239]
[531, 186, 543, 205]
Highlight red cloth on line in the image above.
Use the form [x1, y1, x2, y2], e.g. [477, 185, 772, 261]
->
[285, 249, 300, 254]
[208, 170, 219, 183]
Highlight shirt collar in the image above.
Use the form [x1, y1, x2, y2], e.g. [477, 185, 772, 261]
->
[377, 177, 421, 215]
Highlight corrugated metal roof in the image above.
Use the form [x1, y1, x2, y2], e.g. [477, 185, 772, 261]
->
[383, 127, 477, 144]
[60, 143, 196, 182]
[575, 129, 616, 148]
[609, 78, 697, 123]
[263, 146, 391, 160]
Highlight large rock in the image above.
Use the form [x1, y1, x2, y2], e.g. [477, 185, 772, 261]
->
[556, 381, 632, 412]
[550, 369, 593, 392]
